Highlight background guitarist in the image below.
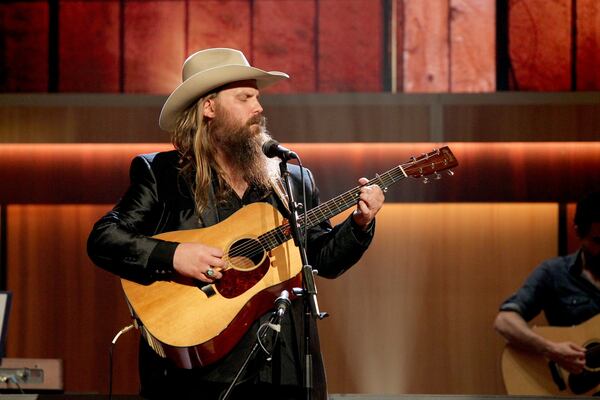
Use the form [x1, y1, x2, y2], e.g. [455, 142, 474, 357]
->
[87, 48, 384, 399]
[494, 191, 600, 375]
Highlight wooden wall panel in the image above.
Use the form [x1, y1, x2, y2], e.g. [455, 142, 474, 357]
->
[3, 93, 599, 143]
[187, 0, 251, 60]
[6, 205, 139, 394]
[59, 1, 120, 92]
[508, 0, 571, 90]
[577, 0, 600, 90]
[403, 0, 449, 92]
[124, 1, 185, 93]
[320, 203, 558, 394]
[318, 0, 383, 92]
[1, 2, 49, 92]
[0, 144, 172, 204]
[1, 143, 599, 205]
[442, 101, 600, 142]
[449, 0, 495, 92]
[254, 0, 317, 93]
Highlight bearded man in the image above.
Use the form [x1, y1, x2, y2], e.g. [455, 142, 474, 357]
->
[87, 48, 384, 399]
[494, 191, 600, 375]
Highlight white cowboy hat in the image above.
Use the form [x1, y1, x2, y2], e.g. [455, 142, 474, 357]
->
[159, 48, 289, 131]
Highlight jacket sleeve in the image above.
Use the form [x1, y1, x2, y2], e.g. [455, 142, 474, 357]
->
[87, 155, 178, 283]
[300, 168, 375, 279]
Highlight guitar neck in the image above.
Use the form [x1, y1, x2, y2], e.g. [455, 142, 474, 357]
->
[259, 165, 407, 251]
[258, 146, 457, 251]
[303, 165, 406, 228]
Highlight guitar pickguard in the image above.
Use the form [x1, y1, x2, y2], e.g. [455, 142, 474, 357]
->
[216, 253, 271, 299]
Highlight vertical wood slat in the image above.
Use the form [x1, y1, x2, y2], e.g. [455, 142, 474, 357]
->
[318, 0, 384, 92]
[395, 0, 404, 92]
[253, 0, 317, 93]
[576, 0, 600, 90]
[6, 205, 139, 394]
[403, 0, 450, 92]
[59, 1, 120, 92]
[1, 2, 49, 92]
[449, 0, 495, 92]
[508, 0, 571, 90]
[187, 0, 251, 59]
[124, 1, 185, 94]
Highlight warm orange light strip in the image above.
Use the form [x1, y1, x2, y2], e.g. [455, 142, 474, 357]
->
[0, 141, 598, 204]
[1, 141, 598, 172]
[1, 141, 599, 152]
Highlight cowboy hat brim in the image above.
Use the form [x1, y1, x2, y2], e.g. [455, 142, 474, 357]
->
[159, 64, 289, 131]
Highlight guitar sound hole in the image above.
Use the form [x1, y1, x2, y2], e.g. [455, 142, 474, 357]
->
[227, 238, 265, 271]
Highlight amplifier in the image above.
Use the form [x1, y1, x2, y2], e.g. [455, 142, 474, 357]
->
[0, 358, 62, 391]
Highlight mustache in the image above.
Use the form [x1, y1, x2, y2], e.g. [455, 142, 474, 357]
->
[246, 114, 265, 127]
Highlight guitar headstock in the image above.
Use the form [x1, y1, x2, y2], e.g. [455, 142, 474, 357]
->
[403, 146, 458, 182]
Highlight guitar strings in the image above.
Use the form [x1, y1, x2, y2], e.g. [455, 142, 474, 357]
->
[220, 159, 443, 262]
[220, 156, 451, 263]
[222, 167, 406, 260]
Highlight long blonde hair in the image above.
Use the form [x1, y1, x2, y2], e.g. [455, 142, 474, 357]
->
[171, 93, 221, 214]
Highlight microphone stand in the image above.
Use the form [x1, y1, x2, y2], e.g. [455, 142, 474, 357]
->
[221, 298, 288, 400]
[278, 158, 328, 400]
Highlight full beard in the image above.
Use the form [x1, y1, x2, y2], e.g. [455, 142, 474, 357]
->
[208, 109, 276, 191]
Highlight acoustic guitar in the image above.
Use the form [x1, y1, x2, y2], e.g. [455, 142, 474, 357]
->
[502, 314, 600, 396]
[121, 146, 458, 368]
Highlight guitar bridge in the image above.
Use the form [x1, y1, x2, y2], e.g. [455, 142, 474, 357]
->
[199, 283, 216, 298]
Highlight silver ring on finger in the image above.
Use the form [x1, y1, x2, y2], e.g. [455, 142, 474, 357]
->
[206, 268, 215, 277]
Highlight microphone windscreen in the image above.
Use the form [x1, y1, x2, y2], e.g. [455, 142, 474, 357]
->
[262, 139, 280, 158]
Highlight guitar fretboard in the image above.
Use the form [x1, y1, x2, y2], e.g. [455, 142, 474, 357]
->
[257, 165, 408, 251]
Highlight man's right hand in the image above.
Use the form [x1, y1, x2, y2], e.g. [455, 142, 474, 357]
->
[494, 311, 587, 374]
[545, 341, 587, 374]
[173, 242, 225, 283]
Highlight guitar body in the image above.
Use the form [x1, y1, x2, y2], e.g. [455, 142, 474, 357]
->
[121, 202, 302, 368]
[502, 314, 600, 396]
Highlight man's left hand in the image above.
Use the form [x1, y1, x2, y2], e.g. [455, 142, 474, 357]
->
[352, 177, 385, 230]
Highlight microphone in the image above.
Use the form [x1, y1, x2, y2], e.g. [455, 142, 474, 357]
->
[262, 139, 298, 160]
[274, 290, 291, 318]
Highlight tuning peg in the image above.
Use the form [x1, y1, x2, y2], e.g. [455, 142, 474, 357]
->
[434, 172, 442, 180]
[423, 177, 429, 184]
[447, 170, 455, 176]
